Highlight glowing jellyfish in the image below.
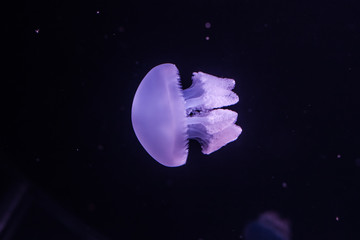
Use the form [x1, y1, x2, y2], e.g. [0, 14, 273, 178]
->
[131, 63, 242, 167]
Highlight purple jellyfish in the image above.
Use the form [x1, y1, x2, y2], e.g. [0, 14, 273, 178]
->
[131, 63, 242, 167]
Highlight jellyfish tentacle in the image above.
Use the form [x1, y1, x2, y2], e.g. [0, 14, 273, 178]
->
[183, 72, 242, 155]
[187, 109, 242, 154]
[183, 72, 239, 111]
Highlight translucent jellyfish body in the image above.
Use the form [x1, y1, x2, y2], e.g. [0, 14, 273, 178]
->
[131, 63, 242, 167]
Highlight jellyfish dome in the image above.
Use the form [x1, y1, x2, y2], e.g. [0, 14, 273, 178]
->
[131, 63, 242, 167]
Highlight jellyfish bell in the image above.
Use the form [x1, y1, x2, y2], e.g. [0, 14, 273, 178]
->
[131, 64, 188, 167]
[131, 63, 242, 167]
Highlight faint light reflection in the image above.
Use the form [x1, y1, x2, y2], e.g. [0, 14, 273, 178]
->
[244, 211, 291, 240]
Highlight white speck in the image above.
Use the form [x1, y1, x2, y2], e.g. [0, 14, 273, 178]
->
[76, 148, 79, 152]
[336, 216, 339, 221]
[205, 36, 210, 40]
[35, 29, 40, 34]
[282, 182, 287, 188]
[96, 10, 100, 14]
[337, 154, 341, 159]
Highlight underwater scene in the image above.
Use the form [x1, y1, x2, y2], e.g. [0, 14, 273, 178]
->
[2, 0, 360, 239]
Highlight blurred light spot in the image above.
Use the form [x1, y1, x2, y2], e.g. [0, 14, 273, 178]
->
[97, 144, 104, 151]
[96, 10, 100, 14]
[336, 216, 339, 221]
[35, 29, 40, 34]
[205, 22, 211, 29]
[244, 211, 291, 240]
[282, 182, 287, 188]
[355, 158, 360, 167]
[337, 154, 341, 159]
[88, 203, 96, 212]
[205, 36, 210, 40]
[118, 26, 125, 32]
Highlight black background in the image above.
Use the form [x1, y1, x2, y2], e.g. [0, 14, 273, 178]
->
[2, 0, 360, 239]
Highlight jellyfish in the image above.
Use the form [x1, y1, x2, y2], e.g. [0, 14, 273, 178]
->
[131, 63, 242, 167]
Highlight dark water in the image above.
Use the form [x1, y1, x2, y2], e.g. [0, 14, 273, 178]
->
[2, 0, 360, 239]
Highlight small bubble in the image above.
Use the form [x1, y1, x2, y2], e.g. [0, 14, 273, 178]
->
[35, 29, 40, 34]
[96, 10, 100, 14]
[205, 36, 210, 40]
[205, 22, 211, 29]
